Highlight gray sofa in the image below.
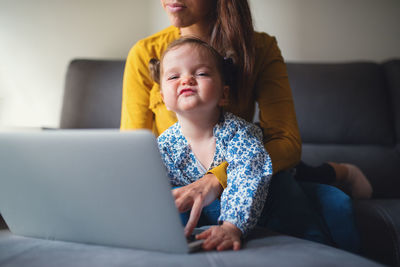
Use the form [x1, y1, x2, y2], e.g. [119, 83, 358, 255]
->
[288, 61, 400, 266]
[1, 58, 399, 266]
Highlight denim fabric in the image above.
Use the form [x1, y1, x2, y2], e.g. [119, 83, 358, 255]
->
[179, 198, 220, 227]
[258, 171, 334, 246]
[299, 182, 361, 253]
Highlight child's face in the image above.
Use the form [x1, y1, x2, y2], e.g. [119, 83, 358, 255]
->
[160, 44, 228, 115]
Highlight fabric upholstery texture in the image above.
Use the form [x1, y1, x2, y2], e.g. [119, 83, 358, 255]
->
[60, 59, 124, 129]
[0, 230, 382, 267]
[288, 62, 394, 146]
[383, 60, 400, 143]
[354, 200, 400, 266]
[301, 144, 400, 198]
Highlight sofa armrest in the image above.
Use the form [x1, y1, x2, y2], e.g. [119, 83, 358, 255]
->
[0, 214, 8, 230]
[354, 199, 400, 266]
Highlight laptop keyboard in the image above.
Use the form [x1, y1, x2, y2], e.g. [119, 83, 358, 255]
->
[186, 234, 197, 243]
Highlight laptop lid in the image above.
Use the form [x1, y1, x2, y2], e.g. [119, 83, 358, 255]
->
[0, 130, 191, 253]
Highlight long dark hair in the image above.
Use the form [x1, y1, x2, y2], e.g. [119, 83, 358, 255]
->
[210, 0, 255, 109]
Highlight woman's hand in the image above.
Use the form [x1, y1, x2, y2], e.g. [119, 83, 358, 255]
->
[196, 222, 242, 251]
[172, 173, 223, 236]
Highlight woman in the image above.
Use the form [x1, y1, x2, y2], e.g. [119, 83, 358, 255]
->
[121, 0, 368, 252]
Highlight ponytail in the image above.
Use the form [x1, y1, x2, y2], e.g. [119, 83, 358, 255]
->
[149, 58, 161, 84]
[211, 0, 255, 109]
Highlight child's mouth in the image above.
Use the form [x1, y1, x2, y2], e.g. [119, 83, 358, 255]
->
[179, 88, 195, 95]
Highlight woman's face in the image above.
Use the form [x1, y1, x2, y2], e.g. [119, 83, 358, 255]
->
[160, 0, 215, 28]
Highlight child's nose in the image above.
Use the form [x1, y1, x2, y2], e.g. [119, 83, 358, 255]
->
[181, 75, 196, 86]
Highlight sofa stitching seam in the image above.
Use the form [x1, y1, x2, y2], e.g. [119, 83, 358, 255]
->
[373, 203, 400, 266]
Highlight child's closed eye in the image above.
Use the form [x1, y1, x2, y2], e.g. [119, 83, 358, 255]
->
[196, 72, 209, 77]
[167, 74, 179, 80]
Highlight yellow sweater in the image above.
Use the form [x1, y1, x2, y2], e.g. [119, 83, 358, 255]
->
[121, 26, 301, 187]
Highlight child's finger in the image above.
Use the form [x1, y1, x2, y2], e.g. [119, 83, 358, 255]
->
[216, 240, 233, 251]
[233, 240, 241, 251]
[203, 235, 223, 250]
[196, 228, 212, 239]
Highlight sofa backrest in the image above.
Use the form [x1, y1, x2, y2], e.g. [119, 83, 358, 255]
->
[60, 59, 400, 197]
[287, 61, 400, 198]
[383, 60, 400, 147]
[287, 62, 394, 146]
[60, 59, 125, 129]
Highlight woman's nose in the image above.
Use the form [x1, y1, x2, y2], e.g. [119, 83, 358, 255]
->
[181, 75, 196, 85]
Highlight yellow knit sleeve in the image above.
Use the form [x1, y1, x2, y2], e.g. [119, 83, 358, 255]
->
[254, 33, 302, 173]
[121, 26, 181, 134]
[120, 41, 154, 130]
[207, 162, 229, 189]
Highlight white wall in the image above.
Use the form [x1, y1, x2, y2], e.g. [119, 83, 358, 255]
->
[1, 0, 399, 127]
[249, 0, 400, 62]
[0, 0, 150, 127]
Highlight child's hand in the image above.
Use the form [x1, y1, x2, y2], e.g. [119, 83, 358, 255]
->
[196, 222, 242, 251]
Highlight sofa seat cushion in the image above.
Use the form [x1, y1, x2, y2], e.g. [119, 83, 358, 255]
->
[354, 199, 400, 266]
[301, 144, 400, 198]
[0, 230, 382, 267]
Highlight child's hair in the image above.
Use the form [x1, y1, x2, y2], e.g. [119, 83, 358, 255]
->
[149, 37, 235, 89]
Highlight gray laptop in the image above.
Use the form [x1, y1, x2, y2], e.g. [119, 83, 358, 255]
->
[0, 130, 203, 253]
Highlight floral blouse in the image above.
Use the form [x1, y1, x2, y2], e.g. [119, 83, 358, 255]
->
[157, 112, 273, 234]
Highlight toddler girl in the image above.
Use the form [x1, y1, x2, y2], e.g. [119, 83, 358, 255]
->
[150, 37, 272, 251]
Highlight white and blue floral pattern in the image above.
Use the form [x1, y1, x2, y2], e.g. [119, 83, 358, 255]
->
[157, 112, 273, 234]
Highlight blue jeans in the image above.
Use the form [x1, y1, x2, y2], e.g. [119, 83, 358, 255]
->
[178, 171, 360, 253]
[257, 171, 333, 246]
[299, 181, 360, 253]
[179, 197, 221, 227]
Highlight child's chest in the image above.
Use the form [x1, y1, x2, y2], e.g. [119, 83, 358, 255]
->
[176, 139, 225, 183]
[188, 137, 216, 173]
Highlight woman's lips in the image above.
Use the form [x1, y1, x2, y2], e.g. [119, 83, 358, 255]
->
[166, 3, 186, 12]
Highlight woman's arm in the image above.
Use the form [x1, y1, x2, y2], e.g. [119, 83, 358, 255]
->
[120, 41, 154, 130]
[254, 33, 302, 173]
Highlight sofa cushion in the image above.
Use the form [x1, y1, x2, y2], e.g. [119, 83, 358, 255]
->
[354, 199, 400, 267]
[60, 59, 125, 129]
[0, 230, 383, 267]
[301, 144, 400, 198]
[287, 62, 394, 146]
[0, 215, 7, 230]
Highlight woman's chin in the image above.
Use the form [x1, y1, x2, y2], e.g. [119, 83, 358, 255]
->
[168, 15, 186, 27]
[167, 14, 196, 29]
